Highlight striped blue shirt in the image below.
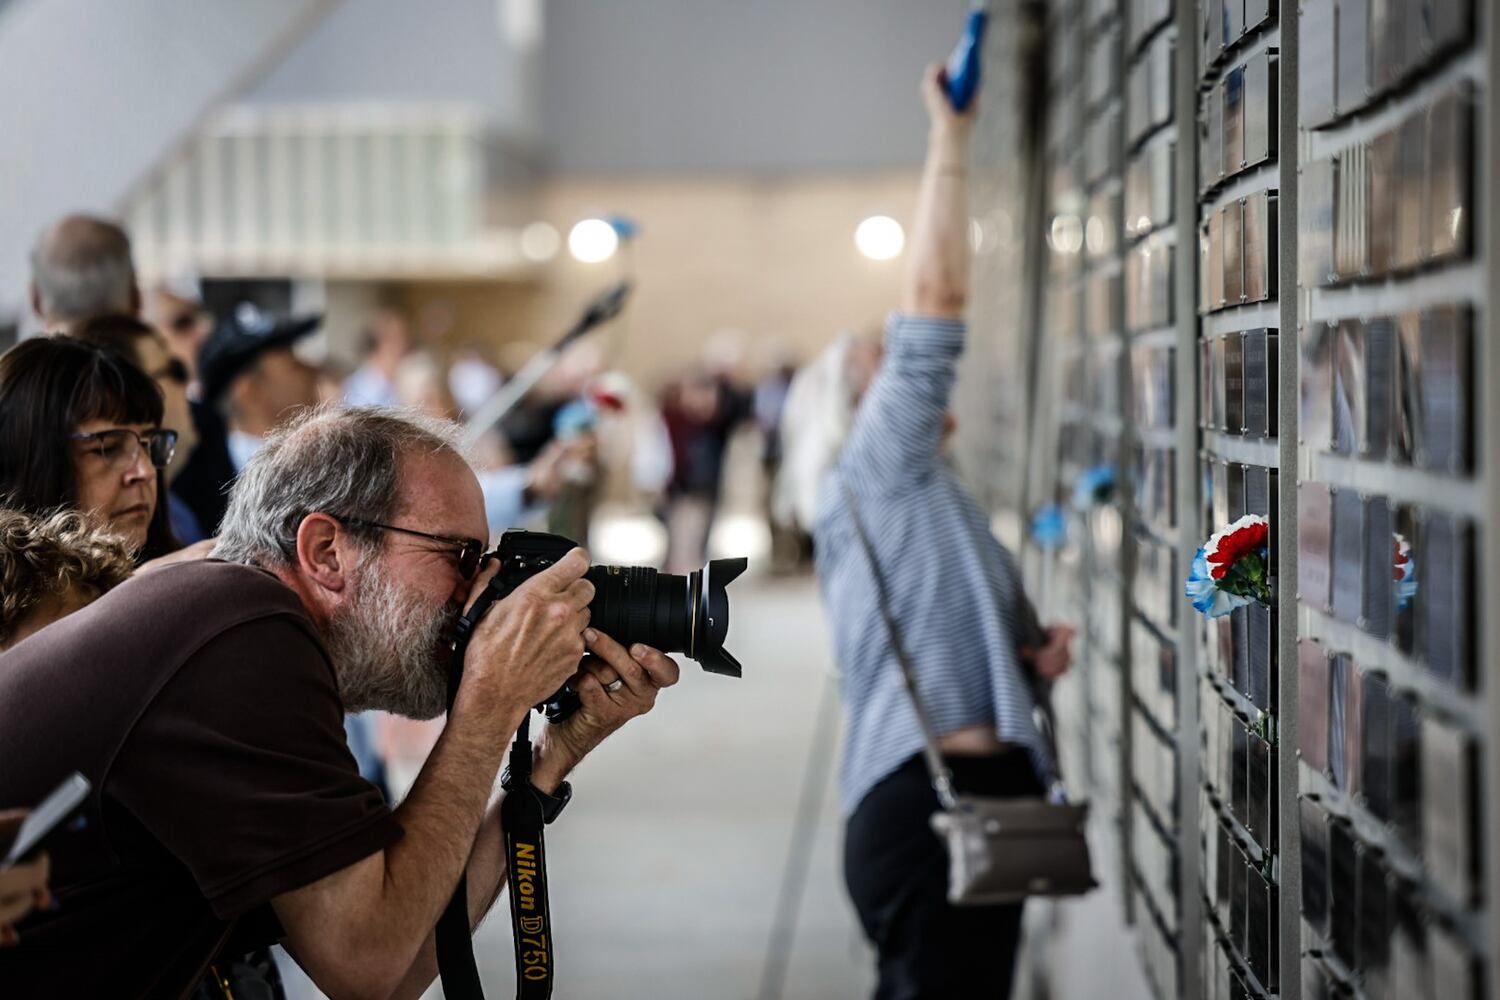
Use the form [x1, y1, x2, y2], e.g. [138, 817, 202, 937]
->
[815, 313, 1048, 815]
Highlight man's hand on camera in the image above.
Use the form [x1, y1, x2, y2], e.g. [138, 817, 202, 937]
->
[460, 548, 595, 718]
[538, 628, 680, 775]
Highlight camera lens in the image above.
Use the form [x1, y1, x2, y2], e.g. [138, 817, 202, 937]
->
[584, 558, 746, 676]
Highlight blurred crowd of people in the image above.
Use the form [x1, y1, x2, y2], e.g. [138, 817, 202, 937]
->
[0, 211, 707, 994]
[3, 213, 812, 571]
[0, 210, 813, 956]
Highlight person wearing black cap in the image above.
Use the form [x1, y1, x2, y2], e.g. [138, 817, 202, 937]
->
[172, 305, 322, 536]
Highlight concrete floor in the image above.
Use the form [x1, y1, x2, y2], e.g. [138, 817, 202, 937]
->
[279, 565, 1157, 1000]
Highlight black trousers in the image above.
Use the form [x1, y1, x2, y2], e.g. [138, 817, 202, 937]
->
[844, 750, 1043, 1000]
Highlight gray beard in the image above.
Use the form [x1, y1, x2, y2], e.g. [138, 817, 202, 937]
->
[324, 555, 456, 720]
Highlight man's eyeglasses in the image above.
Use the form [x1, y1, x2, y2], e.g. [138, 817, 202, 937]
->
[339, 518, 486, 579]
[69, 428, 178, 472]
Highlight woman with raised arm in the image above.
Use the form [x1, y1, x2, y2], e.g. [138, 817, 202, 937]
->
[810, 65, 1074, 999]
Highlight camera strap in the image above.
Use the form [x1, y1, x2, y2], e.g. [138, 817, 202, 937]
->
[436, 577, 557, 1000]
[499, 715, 555, 998]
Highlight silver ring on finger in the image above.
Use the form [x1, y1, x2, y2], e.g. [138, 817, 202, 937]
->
[604, 678, 625, 693]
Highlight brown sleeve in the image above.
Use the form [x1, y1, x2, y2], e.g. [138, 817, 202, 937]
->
[108, 616, 402, 919]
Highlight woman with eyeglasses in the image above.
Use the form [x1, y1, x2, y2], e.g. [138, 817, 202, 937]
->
[0, 335, 179, 562]
[72, 314, 204, 543]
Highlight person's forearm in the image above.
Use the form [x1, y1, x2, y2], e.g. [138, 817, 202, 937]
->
[388, 734, 586, 998]
[356, 686, 528, 982]
[278, 687, 528, 996]
[387, 796, 508, 999]
[902, 124, 972, 319]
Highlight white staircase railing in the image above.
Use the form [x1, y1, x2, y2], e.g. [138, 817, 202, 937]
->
[124, 102, 539, 284]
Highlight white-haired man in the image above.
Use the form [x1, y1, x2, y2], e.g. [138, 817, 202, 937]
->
[0, 405, 678, 998]
[29, 214, 141, 332]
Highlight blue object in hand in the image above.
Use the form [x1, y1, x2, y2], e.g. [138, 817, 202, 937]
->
[553, 398, 598, 439]
[944, 5, 989, 112]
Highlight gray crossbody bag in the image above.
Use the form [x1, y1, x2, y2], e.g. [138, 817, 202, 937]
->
[840, 473, 1097, 904]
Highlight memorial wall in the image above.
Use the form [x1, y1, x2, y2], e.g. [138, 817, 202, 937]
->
[961, 2, 1497, 997]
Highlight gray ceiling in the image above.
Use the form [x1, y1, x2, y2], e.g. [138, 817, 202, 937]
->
[539, 0, 972, 175]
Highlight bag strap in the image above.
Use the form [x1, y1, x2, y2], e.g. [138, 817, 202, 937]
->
[838, 472, 958, 810]
[839, 469, 1068, 800]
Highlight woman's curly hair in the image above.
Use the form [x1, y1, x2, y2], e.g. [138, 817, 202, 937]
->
[0, 507, 133, 648]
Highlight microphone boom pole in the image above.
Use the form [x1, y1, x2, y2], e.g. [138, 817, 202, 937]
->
[462, 282, 632, 446]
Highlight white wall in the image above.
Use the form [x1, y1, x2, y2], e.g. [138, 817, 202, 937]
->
[0, 0, 338, 319]
[240, 0, 531, 134]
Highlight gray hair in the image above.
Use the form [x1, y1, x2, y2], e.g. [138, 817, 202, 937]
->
[30, 215, 137, 324]
[214, 404, 471, 569]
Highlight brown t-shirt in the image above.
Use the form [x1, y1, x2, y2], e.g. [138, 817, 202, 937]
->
[0, 560, 401, 999]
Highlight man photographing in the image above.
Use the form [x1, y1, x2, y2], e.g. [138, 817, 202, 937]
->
[0, 405, 679, 998]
